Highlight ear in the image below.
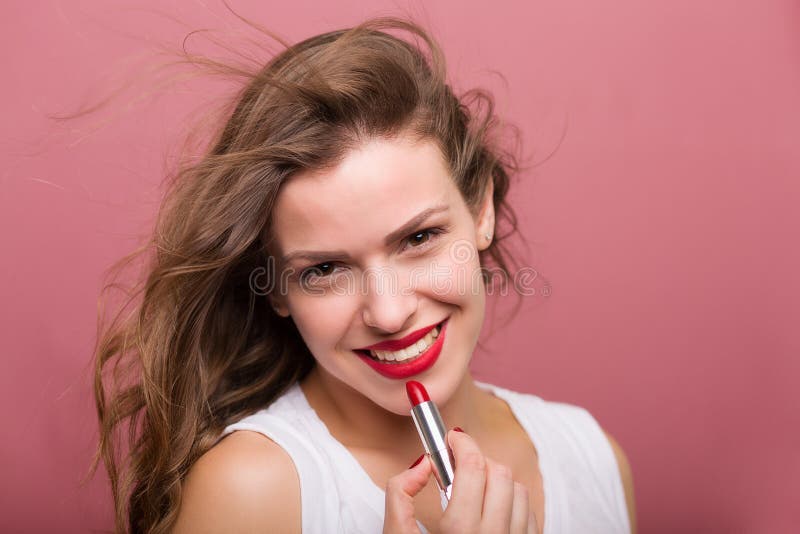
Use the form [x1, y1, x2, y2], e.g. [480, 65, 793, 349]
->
[475, 179, 495, 252]
[266, 273, 290, 318]
[269, 295, 291, 318]
[263, 237, 291, 318]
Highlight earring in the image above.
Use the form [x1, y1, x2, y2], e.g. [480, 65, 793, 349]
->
[485, 233, 492, 241]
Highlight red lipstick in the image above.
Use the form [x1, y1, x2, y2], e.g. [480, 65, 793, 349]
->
[405, 381, 430, 405]
[406, 380, 455, 510]
[358, 320, 441, 352]
[356, 318, 448, 380]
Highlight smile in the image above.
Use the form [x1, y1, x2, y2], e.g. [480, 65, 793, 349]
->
[366, 324, 440, 362]
[354, 318, 449, 379]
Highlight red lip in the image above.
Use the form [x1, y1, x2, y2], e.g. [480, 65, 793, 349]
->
[356, 319, 445, 352]
[356, 319, 449, 379]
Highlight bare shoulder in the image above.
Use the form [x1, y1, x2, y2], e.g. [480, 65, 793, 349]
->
[172, 430, 301, 534]
[603, 430, 637, 534]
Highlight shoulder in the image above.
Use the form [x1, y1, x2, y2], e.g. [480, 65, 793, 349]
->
[504, 388, 637, 534]
[602, 429, 637, 534]
[543, 397, 638, 534]
[172, 430, 301, 534]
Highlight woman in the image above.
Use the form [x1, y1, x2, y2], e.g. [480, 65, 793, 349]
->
[93, 16, 635, 534]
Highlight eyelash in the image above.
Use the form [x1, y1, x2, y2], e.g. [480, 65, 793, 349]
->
[298, 226, 447, 283]
[404, 226, 446, 250]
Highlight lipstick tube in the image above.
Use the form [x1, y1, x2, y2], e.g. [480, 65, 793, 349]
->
[407, 382, 455, 510]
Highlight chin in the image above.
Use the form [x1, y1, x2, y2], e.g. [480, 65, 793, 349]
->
[383, 401, 414, 417]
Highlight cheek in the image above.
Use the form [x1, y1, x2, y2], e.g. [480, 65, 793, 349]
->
[288, 295, 356, 352]
[418, 241, 484, 302]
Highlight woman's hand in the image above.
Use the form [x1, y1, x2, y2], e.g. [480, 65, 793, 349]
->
[383, 449, 434, 533]
[384, 429, 539, 534]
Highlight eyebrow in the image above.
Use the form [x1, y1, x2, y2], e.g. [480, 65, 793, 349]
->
[280, 204, 450, 266]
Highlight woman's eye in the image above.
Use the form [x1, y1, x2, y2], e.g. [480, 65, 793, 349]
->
[299, 262, 336, 283]
[408, 231, 431, 247]
[405, 227, 444, 250]
[298, 227, 446, 285]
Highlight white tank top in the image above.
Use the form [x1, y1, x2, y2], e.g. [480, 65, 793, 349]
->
[218, 380, 631, 534]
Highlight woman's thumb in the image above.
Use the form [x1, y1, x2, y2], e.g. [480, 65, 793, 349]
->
[383, 456, 432, 534]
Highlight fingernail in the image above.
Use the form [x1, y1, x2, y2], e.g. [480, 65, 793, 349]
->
[453, 426, 464, 433]
[408, 453, 424, 469]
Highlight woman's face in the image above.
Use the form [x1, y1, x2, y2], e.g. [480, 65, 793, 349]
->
[269, 133, 495, 415]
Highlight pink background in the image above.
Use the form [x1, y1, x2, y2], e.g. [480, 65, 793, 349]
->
[2, 1, 798, 532]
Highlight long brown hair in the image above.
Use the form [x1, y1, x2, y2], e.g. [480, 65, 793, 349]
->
[90, 14, 527, 533]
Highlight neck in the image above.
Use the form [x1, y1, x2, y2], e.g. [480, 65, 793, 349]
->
[299, 366, 492, 459]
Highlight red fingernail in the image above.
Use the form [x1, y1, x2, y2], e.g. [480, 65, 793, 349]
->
[409, 453, 424, 469]
[453, 427, 464, 433]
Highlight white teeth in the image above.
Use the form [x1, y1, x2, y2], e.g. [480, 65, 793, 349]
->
[369, 325, 440, 362]
[414, 333, 433, 353]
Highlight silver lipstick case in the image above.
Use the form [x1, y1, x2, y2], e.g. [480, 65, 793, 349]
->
[410, 400, 455, 510]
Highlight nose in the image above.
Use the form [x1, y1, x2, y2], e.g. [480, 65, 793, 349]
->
[361, 267, 419, 333]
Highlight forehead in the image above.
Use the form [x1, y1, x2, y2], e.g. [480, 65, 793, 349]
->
[272, 136, 459, 258]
